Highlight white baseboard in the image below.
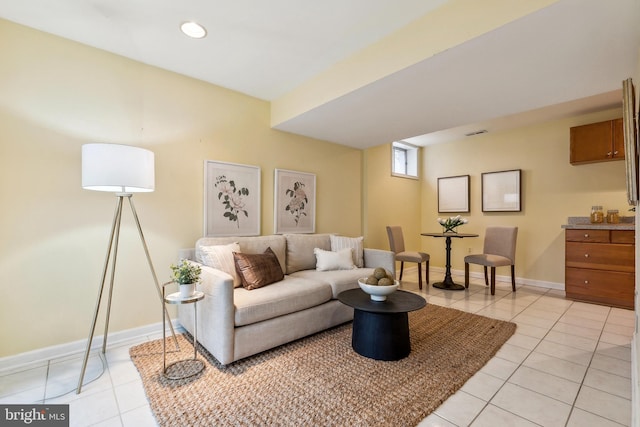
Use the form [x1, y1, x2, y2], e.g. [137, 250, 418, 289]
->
[0, 320, 184, 374]
[402, 265, 564, 291]
[458, 267, 564, 290]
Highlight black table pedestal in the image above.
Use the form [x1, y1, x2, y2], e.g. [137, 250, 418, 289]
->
[421, 232, 479, 291]
[352, 310, 410, 361]
[432, 235, 465, 290]
[432, 280, 465, 290]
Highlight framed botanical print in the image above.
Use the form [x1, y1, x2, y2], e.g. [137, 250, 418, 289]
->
[274, 169, 316, 234]
[204, 160, 261, 236]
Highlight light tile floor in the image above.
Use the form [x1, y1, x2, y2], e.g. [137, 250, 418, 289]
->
[0, 271, 635, 426]
[413, 272, 634, 427]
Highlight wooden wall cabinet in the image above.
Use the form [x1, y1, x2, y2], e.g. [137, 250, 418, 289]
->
[565, 228, 635, 309]
[570, 118, 624, 164]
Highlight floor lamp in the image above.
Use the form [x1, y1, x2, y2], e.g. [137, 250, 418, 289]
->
[77, 143, 177, 394]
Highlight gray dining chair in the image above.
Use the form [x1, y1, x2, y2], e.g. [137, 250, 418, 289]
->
[386, 226, 430, 290]
[464, 226, 518, 295]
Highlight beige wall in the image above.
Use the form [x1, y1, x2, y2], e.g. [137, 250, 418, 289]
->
[420, 109, 627, 285]
[364, 109, 628, 286]
[363, 144, 422, 253]
[0, 20, 363, 357]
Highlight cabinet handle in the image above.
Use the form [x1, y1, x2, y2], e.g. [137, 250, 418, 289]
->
[607, 151, 612, 157]
[584, 233, 589, 238]
[614, 150, 619, 155]
[584, 280, 589, 284]
[584, 254, 589, 258]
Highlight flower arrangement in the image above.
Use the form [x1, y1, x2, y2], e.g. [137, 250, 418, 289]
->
[437, 215, 468, 233]
[170, 259, 202, 285]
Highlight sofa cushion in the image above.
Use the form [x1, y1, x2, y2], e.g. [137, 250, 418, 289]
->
[233, 247, 284, 290]
[196, 235, 287, 273]
[285, 234, 331, 274]
[314, 247, 355, 271]
[200, 242, 241, 287]
[233, 276, 333, 326]
[330, 235, 364, 268]
[289, 268, 375, 299]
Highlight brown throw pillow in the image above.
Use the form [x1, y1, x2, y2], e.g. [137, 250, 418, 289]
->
[233, 247, 285, 290]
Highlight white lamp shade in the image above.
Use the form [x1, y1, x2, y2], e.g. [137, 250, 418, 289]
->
[82, 143, 155, 193]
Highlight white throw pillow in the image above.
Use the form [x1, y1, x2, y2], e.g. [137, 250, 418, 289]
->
[200, 242, 241, 287]
[314, 247, 355, 272]
[330, 235, 364, 268]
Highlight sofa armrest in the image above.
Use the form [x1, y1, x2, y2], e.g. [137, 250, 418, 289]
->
[363, 248, 395, 276]
[196, 263, 234, 300]
[177, 248, 196, 262]
[178, 262, 236, 364]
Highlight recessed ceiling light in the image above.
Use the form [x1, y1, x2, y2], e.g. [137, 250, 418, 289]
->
[180, 21, 207, 39]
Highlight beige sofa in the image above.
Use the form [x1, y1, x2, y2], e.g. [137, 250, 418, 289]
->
[177, 233, 394, 365]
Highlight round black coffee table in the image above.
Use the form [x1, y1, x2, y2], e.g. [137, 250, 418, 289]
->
[338, 289, 426, 361]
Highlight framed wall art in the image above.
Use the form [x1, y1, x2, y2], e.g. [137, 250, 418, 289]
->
[622, 78, 638, 205]
[437, 175, 470, 213]
[274, 169, 316, 234]
[482, 169, 522, 212]
[204, 160, 261, 236]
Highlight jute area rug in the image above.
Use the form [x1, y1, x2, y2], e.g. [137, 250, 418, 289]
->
[130, 304, 516, 427]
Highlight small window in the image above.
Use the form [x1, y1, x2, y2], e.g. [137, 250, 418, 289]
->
[391, 141, 419, 179]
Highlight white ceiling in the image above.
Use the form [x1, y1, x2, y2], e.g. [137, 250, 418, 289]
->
[1, 0, 639, 149]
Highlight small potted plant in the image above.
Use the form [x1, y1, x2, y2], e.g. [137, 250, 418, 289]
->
[170, 259, 202, 298]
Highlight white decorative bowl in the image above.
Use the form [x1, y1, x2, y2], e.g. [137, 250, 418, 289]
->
[358, 278, 400, 301]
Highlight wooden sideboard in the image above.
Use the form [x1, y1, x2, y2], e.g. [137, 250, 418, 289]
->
[565, 228, 635, 309]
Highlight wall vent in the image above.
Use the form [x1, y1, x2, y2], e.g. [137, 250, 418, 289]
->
[464, 130, 488, 137]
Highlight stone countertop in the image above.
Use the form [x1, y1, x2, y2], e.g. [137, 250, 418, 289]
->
[561, 216, 635, 230]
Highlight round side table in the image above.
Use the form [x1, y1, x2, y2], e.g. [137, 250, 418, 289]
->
[162, 286, 205, 380]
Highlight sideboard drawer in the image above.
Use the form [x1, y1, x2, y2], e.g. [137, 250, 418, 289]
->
[611, 230, 635, 244]
[566, 267, 635, 309]
[565, 242, 635, 272]
[565, 229, 610, 243]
